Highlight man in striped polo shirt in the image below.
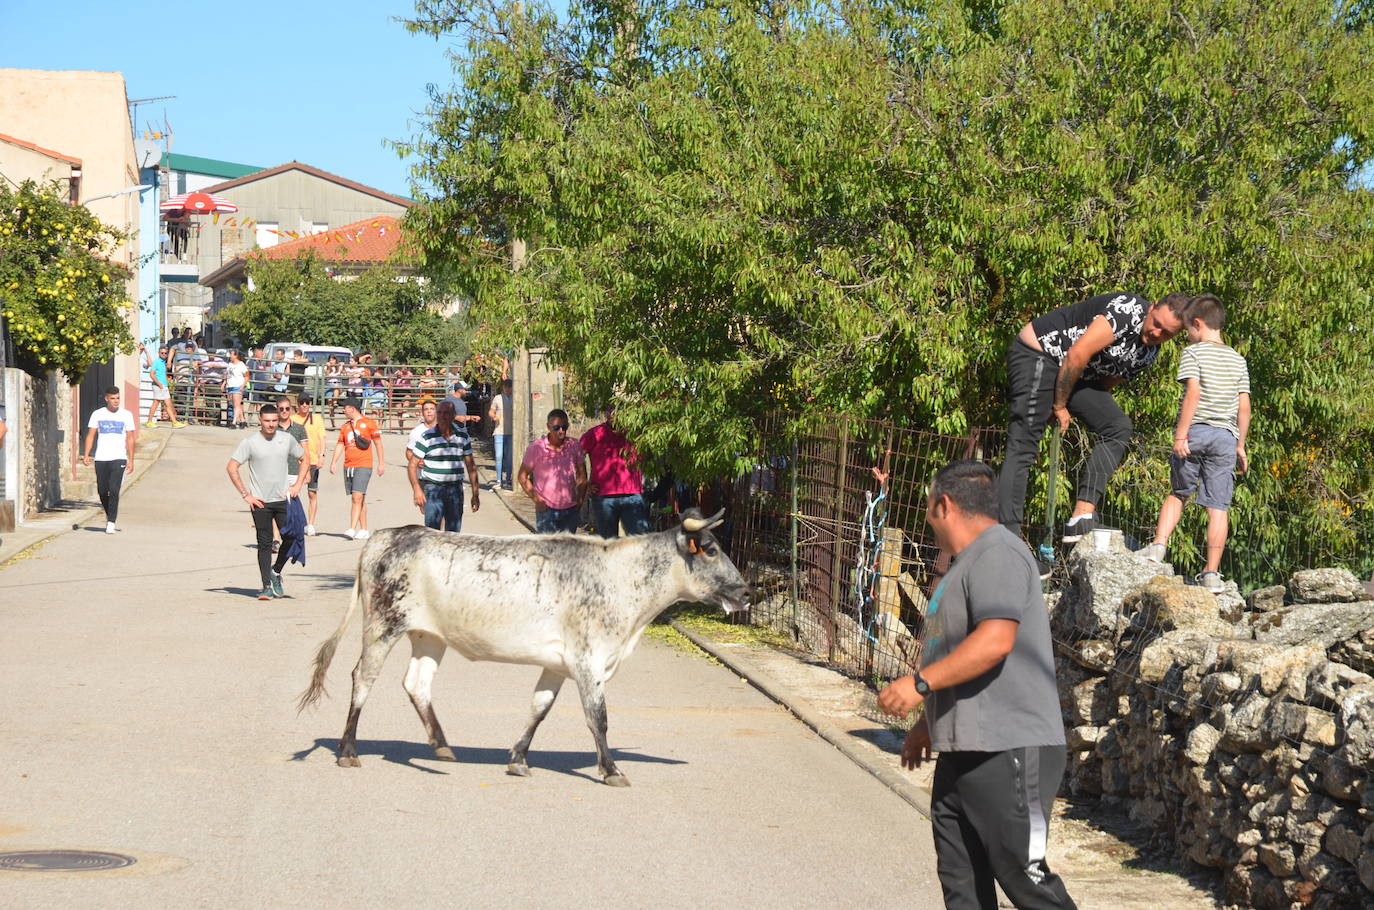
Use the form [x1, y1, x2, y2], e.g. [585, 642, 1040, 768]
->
[1141, 293, 1251, 592]
[407, 400, 480, 531]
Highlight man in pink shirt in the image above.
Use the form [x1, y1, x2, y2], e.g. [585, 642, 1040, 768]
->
[518, 408, 588, 534]
[581, 408, 653, 538]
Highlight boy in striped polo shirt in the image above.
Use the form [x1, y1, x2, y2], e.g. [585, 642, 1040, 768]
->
[1142, 294, 1251, 592]
[407, 400, 480, 531]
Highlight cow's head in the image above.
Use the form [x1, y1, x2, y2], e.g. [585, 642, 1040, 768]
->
[676, 508, 751, 615]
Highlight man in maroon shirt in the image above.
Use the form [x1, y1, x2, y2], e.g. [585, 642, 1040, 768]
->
[580, 408, 653, 538]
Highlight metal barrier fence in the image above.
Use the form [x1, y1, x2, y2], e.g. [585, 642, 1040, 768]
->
[728, 413, 1374, 682]
[729, 414, 1004, 681]
[163, 353, 499, 434]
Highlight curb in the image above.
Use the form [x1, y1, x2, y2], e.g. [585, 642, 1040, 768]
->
[0, 427, 175, 569]
[669, 621, 931, 818]
[490, 475, 930, 817]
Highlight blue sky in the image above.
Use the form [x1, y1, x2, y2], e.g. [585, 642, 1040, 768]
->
[1, 0, 527, 199]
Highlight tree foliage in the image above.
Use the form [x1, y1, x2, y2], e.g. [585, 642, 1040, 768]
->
[0, 179, 136, 380]
[400, 0, 1374, 577]
[217, 253, 476, 363]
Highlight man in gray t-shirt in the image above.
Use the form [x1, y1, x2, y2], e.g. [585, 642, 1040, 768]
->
[879, 460, 1076, 910]
[227, 403, 305, 601]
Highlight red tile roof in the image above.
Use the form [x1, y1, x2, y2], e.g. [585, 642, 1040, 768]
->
[0, 132, 82, 165]
[200, 161, 414, 208]
[249, 215, 406, 264]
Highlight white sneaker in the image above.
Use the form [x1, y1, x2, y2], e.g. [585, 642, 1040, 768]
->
[105, 521, 117, 534]
[344, 528, 357, 539]
[304, 524, 317, 537]
[355, 529, 370, 540]
[1139, 542, 1166, 563]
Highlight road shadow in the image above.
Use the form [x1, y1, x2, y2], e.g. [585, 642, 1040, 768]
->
[304, 572, 357, 590]
[290, 737, 685, 782]
[204, 585, 267, 598]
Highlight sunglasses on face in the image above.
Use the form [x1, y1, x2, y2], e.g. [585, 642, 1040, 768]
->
[549, 424, 569, 431]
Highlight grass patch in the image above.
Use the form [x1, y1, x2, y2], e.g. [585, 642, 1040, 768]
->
[646, 602, 799, 653]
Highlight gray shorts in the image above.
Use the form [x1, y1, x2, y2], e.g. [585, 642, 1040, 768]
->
[150, 385, 169, 401]
[344, 467, 372, 495]
[1170, 424, 1238, 510]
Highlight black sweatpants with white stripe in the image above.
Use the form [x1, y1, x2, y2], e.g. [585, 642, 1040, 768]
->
[931, 746, 1077, 910]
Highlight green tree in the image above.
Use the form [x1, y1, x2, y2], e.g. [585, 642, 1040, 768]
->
[217, 252, 477, 363]
[400, 0, 1373, 578]
[0, 179, 136, 380]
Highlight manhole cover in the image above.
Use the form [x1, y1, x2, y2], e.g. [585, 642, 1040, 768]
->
[0, 850, 137, 871]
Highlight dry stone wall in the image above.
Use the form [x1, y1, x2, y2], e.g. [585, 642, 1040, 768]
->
[1050, 541, 1374, 909]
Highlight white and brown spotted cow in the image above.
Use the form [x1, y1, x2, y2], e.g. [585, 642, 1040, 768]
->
[298, 509, 749, 786]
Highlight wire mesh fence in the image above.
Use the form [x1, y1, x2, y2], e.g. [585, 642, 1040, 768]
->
[728, 413, 1374, 683]
[730, 413, 1003, 682]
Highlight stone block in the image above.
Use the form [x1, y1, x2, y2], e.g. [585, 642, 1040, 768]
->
[1302, 707, 1339, 747]
[1326, 824, 1363, 864]
[1217, 639, 1326, 695]
[1139, 630, 1218, 684]
[1291, 568, 1364, 604]
[1248, 584, 1288, 613]
[1259, 841, 1298, 877]
[1221, 691, 1276, 752]
[1068, 678, 1113, 725]
[1254, 601, 1374, 649]
[1069, 639, 1115, 673]
[1056, 548, 1175, 642]
[1123, 576, 1241, 636]
[1358, 845, 1374, 893]
[1184, 723, 1222, 765]
[1308, 661, 1374, 710]
[1331, 629, 1374, 676]
[1067, 725, 1104, 750]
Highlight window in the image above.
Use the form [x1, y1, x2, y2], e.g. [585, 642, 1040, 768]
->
[309, 222, 328, 235]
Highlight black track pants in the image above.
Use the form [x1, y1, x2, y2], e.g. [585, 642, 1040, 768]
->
[251, 500, 295, 587]
[95, 459, 126, 523]
[931, 746, 1077, 910]
[997, 339, 1133, 535]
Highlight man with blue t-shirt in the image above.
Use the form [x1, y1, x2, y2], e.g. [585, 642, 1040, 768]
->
[140, 343, 185, 428]
[83, 387, 137, 534]
[880, 460, 1075, 910]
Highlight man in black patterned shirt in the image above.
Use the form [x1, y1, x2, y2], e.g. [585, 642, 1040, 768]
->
[998, 291, 1189, 553]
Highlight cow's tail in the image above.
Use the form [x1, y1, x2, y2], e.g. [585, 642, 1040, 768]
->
[297, 569, 365, 713]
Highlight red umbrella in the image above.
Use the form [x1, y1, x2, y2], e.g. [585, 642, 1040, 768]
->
[160, 192, 238, 215]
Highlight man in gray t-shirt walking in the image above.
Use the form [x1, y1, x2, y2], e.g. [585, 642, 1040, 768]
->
[226, 403, 305, 601]
[880, 460, 1075, 910]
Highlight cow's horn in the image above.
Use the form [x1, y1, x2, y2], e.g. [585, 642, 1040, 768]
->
[681, 513, 709, 533]
[683, 509, 725, 533]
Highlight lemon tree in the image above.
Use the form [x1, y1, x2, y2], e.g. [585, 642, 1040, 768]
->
[0, 179, 135, 380]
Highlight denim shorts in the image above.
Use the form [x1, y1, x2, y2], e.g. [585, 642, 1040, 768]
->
[1170, 424, 1238, 510]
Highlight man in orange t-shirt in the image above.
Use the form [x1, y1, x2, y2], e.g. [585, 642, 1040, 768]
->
[328, 398, 385, 539]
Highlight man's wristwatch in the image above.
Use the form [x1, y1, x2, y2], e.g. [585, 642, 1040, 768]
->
[914, 672, 932, 697]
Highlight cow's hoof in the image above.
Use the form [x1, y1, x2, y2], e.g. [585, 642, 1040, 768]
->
[434, 746, 456, 761]
[604, 774, 631, 788]
[337, 755, 361, 768]
[506, 763, 530, 777]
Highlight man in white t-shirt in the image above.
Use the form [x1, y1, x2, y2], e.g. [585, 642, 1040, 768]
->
[82, 386, 137, 533]
[407, 399, 438, 464]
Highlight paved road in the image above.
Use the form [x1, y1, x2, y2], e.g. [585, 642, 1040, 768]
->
[0, 425, 939, 907]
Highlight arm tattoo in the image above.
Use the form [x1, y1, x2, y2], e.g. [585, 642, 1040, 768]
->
[1054, 362, 1083, 409]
